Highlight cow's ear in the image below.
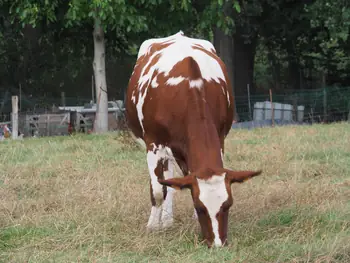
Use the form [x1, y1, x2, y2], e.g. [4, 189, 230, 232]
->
[225, 169, 262, 184]
[158, 175, 194, 190]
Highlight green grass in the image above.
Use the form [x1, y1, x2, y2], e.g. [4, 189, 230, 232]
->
[0, 123, 350, 262]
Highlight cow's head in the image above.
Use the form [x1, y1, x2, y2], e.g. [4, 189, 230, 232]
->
[158, 168, 262, 248]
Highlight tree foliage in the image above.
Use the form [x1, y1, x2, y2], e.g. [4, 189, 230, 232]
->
[251, 0, 350, 90]
[0, 0, 350, 116]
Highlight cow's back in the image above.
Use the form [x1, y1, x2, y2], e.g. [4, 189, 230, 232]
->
[126, 31, 234, 143]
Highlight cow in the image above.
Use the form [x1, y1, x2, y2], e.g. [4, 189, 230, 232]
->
[125, 31, 262, 248]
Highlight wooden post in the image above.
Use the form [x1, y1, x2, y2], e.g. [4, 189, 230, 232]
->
[47, 114, 50, 136]
[269, 89, 275, 127]
[247, 84, 252, 120]
[293, 96, 297, 122]
[321, 72, 327, 123]
[92, 74, 95, 103]
[11, 96, 18, 139]
[323, 87, 327, 123]
[19, 83, 22, 111]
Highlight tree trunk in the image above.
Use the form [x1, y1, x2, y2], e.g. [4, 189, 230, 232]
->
[213, 28, 239, 121]
[266, 46, 281, 91]
[288, 58, 302, 90]
[92, 18, 108, 133]
[286, 42, 302, 90]
[233, 32, 257, 97]
[16, 24, 40, 95]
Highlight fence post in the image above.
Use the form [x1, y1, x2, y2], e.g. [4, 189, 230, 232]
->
[323, 87, 327, 123]
[47, 114, 50, 136]
[292, 96, 297, 122]
[11, 96, 18, 140]
[92, 74, 95, 103]
[247, 84, 252, 120]
[269, 89, 274, 127]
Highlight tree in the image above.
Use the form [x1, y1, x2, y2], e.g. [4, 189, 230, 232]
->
[7, 0, 246, 127]
[8, 0, 218, 132]
[7, 0, 155, 133]
[254, 0, 350, 90]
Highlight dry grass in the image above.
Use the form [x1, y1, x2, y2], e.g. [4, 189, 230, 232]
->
[0, 123, 350, 263]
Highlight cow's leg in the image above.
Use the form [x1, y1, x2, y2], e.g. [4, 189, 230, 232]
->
[146, 143, 174, 231]
[161, 159, 175, 228]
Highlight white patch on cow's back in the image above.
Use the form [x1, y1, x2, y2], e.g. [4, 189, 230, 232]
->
[166, 77, 203, 89]
[135, 31, 227, 134]
[136, 86, 149, 133]
[197, 174, 228, 247]
[137, 31, 225, 87]
[166, 76, 186, 86]
[189, 79, 204, 89]
[137, 31, 184, 59]
[131, 90, 137, 104]
[151, 77, 158, 88]
[221, 86, 225, 95]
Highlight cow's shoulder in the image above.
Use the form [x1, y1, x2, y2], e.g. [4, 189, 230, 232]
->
[137, 31, 183, 59]
[137, 31, 218, 60]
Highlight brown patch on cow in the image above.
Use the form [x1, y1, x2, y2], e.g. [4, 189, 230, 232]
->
[154, 159, 163, 179]
[148, 41, 174, 57]
[197, 208, 215, 247]
[162, 159, 169, 199]
[153, 158, 168, 201]
[143, 53, 162, 77]
[219, 177, 234, 246]
[136, 41, 174, 67]
[191, 45, 219, 64]
[149, 180, 156, 206]
[192, 43, 204, 49]
[163, 159, 169, 171]
[167, 56, 202, 80]
[194, 168, 217, 180]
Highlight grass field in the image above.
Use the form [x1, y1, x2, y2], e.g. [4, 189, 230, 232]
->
[1, 123, 350, 263]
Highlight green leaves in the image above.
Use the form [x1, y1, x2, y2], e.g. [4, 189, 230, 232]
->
[233, 1, 241, 13]
[8, 0, 59, 27]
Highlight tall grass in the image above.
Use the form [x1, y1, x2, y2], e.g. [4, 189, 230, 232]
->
[1, 123, 350, 262]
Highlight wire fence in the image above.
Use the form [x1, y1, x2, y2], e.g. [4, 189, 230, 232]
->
[235, 86, 350, 124]
[0, 86, 349, 134]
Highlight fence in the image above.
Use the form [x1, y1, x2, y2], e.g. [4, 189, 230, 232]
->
[235, 86, 350, 124]
[0, 95, 127, 139]
[1, 86, 350, 138]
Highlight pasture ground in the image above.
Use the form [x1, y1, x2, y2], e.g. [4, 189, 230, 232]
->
[1, 123, 350, 263]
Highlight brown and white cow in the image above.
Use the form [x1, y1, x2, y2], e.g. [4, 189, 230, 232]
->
[125, 31, 262, 248]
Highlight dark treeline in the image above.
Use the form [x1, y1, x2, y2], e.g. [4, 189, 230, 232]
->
[1, 0, 350, 115]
